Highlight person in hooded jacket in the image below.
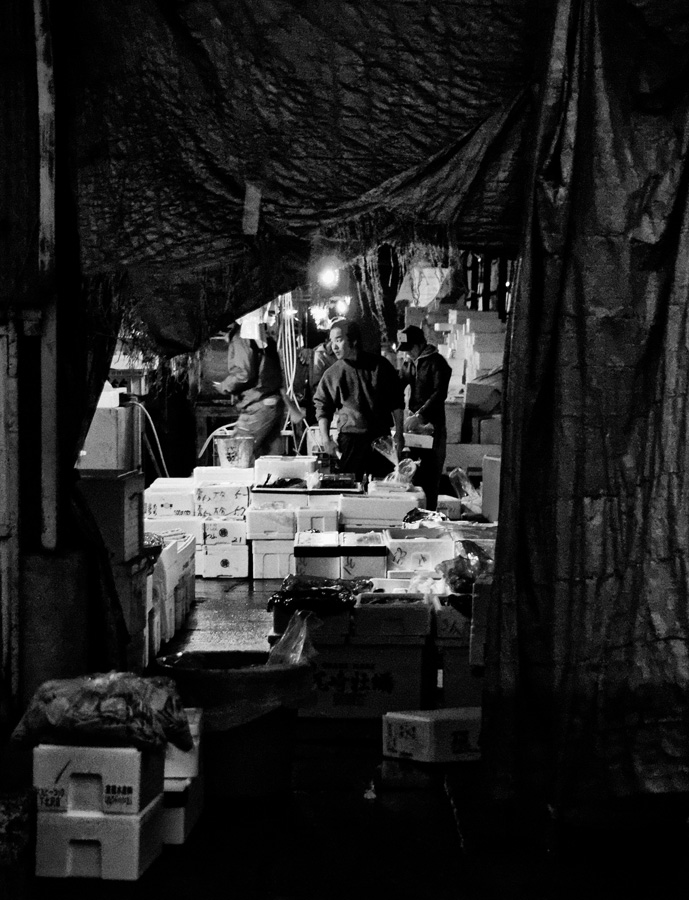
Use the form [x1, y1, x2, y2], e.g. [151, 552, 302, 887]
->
[398, 325, 452, 510]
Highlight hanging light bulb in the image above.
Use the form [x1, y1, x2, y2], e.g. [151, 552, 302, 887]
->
[317, 266, 340, 289]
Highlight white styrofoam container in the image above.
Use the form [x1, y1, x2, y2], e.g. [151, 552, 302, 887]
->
[481, 454, 501, 522]
[203, 545, 250, 578]
[339, 532, 388, 579]
[144, 515, 204, 546]
[293, 531, 341, 578]
[161, 774, 204, 846]
[306, 493, 344, 510]
[193, 465, 255, 485]
[35, 794, 165, 880]
[253, 455, 318, 485]
[144, 478, 196, 518]
[164, 709, 202, 779]
[436, 495, 463, 521]
[382, 707, 482, 763]
[195, 549, 205, 579]
[153, 539, 179, 642]
[339, 494, 422, 527]
[195, 483, 250, 519]
[246, 507, 296, 539]
[296, 508, 339, 533]
[385, 528, 455, 572]
[251, 540, 294, 579]
[33, 745, 165, 815]
[203, 518, 248, 546]
[249, 489, 308, 509]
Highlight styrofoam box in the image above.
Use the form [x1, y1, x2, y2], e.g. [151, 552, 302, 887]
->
[144, 478, 196, 518]
[252, 539, 294, 579]
[339, 532, 387, 579]
[481, 454, 501, 522]
[294, 531, 340, 578]
[253, 455, 318, 484]
[196, 484, 250, 519]
[306, 492, 344, 510]
[249, 489, 308, 509]
[403, 432, 434, 449]
[77, 405, 142, 472]
[144, 515, 204, 546]
[436, 495, 463, 521]
[153, 539, 179, 642]
[385, 528, 455, 572]
[301, 635, 434, 719]
[368, 578, 413, 592]
[35, 794, 165, 880]
[296, 508, 338, 532]
[33, 745, 165, 815]
[339, 495, 422, 527]
[246, 507, 296, 539]
[165, 709, 202, 779]
[203, 545, 250, 578]
[161, 774, 204, 846]
[382, 707, 482, 763]
[193, 465, 255, 485]
[203, 517, 247, 545]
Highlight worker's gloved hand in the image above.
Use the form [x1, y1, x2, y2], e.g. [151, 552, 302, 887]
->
[213, 377, 235, 398]
[404, 414, 421, 432]
[322, 437, 339, 456]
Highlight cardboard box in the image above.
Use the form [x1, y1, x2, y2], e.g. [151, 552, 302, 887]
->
[384, 528, 455, 572]
[437, 642, 484, 707]
[33, 745, 165, 815]
[195, 484, 250, 519]
[301, 636, 434, 719]
[251, 540, 294, 579]
[293, 531, 340, 578]
[35, 794, 164, 880]
[161, 775, 204, 846]
[153, 539, 179, 642]
[77, 405, 142, 473]
[78, 471, 145, 563]
[481, 454, 501, 522]
[296, 508, 339, 533]
[203, 545, 250, 578]
[353, 595, 431, 637]
[164, 709, 203, 779]
[434, 601, 472, 644]
[382, 707, 482, 762]
[246, 507, 296, 539]
[203, 517, 247, 545]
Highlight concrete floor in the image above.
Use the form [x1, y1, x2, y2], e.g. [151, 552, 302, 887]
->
[23, 578, 689, 899]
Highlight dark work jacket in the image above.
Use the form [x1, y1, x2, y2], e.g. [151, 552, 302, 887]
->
[401, 344, 451, 430]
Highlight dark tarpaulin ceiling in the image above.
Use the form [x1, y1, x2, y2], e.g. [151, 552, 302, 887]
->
[60, 0, 546, 353]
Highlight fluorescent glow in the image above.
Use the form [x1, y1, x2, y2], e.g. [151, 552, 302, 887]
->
[335, 297, 349, 314]
[317, 266, 340, 289]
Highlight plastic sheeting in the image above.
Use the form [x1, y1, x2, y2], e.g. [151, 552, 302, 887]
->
[59, 0, 545, 353]
[484, 0, 689, 820]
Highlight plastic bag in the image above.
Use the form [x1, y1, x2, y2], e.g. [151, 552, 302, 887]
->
[448, 466, 483, 515]
[267, 574, 371, 616]
[372, 435, 399, 466]
[384, 457, 418, 485]
[11, 671, 193, 750]
[435, 539, 494, 593]
[266, 611, 318, 666]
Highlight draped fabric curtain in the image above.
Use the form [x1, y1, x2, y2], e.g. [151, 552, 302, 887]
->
[484, 0, 689, 822]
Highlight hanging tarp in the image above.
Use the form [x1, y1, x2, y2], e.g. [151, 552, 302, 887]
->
[485, 0, 689, 820]
[57, 0, 545, 353]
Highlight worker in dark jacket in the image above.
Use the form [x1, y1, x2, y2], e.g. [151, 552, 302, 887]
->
[399, 325, 451, 510]
[313, 319, 404, 481]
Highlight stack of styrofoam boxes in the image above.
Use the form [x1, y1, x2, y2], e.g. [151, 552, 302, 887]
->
[462, 313, 506, 384]
[162, 708, 204, 846]
[79, 469, 146, 667]
[194, 466, 253, 578]
[33, 744, 166, 880]
[248, 456, 321, 579]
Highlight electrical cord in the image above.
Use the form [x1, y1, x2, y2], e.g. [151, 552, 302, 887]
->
[124, 400, 170, 477]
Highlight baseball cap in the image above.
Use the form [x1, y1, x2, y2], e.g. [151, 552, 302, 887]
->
[397, 325, 425, 351]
